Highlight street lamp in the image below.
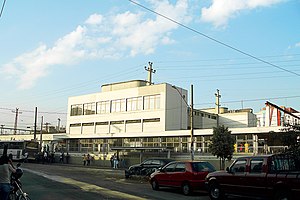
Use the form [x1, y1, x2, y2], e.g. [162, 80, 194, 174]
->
[172, 84, 194, 161]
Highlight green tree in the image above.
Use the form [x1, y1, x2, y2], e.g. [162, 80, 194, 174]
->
[209, 125, 235, 170]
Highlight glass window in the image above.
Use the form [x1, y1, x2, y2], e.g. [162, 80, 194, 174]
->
[127, 97, 143, 111]
[231, 159, 247, 173]
[83, 103, 95, 115]
[111, 99, 126, 113]
[70, 104, 83, 116]
[96, 101, 110, 114]
[175, 163, 186, 172]
[192, 162, 216, 172]
[164, 163, 176, 172]
[144, 94, 160, 110]
[250, 158, 263, 173]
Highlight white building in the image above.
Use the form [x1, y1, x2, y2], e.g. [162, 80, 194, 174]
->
[1, 80, 293, 157]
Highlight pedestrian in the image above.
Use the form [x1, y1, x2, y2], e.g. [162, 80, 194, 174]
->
[43, 151, 48, 164]
[66, 152, 70, 164]
[23, 152, 28, 163]
[0, 155, 16, 200]
[110, 155, 114, 168]
[59, 152, 64, 164]
[113, 154, 119, 169]
[83, 154, 87, 166]
[87, 154, 91, 166]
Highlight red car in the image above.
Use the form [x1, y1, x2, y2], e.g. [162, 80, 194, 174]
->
[149, 161, 216, 195]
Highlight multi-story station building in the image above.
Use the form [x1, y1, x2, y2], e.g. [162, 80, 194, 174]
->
[65, 79, 296, 158]
[1, 79, 299, 160]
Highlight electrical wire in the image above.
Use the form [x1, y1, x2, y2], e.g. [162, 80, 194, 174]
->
[0, 0, 6, 18]
[128, 0, 300, 77]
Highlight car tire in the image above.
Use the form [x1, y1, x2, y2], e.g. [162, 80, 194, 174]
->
[208, 182, 224, 200]
[151, 179, 159, 190]
[182, 182, 192, 196]
[274, 189, 291, 200]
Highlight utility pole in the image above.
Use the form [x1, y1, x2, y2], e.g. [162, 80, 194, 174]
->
[34, 107, 38, 140]
[12, 108, 22, 135]
[0, 125, 4, 134]
[57, 118, 61, 133]
[144, 62, 156, 85]
[190, 84, 194, 161]
[215, 89, 221, 127]
[40, 116, 44, 151]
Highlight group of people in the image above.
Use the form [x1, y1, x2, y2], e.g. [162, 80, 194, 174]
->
[110, 153, 127, 169]
[82, 154, 92, 166]
[0, 152, 16, 200]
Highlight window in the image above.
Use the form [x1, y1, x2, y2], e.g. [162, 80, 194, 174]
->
[250, 158, 263, 173]
[110, 120, 124, 125]
[164, 163, 176, 172]
[143, 118, 160, 123]
[126, 119, 141, 124]
[111, 99, 126, 113]
[231, 159, 247, 173]
[127, 97, 143, 111]
[175, 163, 186, 172]
[96, 122, 109, 125]
[70, 123, 81, 127]
[83, 103, 95, 115]
[96, 101, 110, 114]
[144, 94, 160, 110]
[70, 104, 83, 116]
[82, 122, 94, 126]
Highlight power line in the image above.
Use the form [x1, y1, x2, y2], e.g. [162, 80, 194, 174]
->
[128, 0, 300, 77]
[0, 0, 6, 18]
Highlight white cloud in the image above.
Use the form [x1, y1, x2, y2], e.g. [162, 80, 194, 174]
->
[201, 0, 284, 28]
[85, 13, 103, 25]
[296, 42, 300, 48]
[1, 0, 189, 89]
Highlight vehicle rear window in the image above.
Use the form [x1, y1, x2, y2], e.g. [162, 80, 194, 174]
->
[192, 162, 216, 172]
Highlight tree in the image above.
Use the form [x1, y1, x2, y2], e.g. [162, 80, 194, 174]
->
[209, 125, 235, 170]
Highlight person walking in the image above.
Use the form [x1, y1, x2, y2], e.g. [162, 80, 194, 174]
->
[83, 154, 87, 166]
[113, 154, 119, 169]
[87, 154, 91, 166]
[0, 155, 16, 200]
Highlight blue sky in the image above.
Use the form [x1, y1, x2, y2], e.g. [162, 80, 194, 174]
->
[0, 0, 299, 130]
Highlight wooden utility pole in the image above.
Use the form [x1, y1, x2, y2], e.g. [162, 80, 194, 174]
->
[12, 108, 22, 134]
[215, 89, 221, 126]
[34, 107, 38, 140]
[144, 62, 156, 85]
[190, 84, 194, 161]
[40, 116, 43, 151]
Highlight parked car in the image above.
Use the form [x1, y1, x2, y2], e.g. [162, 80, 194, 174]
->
[125, 158, 175, 178]
[205, 154, 300, 200]
[149, 161, 216, 195]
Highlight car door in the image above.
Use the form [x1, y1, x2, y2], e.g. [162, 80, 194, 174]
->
[171, 162, 186, 187]
[158, 162, 177, 186]
[245, 158, 267, 198]
[221, 159, 248, 196]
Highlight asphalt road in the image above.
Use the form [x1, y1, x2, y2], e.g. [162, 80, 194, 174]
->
[17, 162, 210, 200]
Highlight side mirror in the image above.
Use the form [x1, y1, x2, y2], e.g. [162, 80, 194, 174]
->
[226, 167, 230, 173]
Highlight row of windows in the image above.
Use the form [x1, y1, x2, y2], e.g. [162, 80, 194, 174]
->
[70, 118, 160, 127]
[70, 95, 160, 116]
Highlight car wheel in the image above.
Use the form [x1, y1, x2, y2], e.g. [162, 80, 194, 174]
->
[274, 190, 291, 200]
[182, 182, 192, 196]
[208, 182, 224, 200]
[151, 179, 159, 190]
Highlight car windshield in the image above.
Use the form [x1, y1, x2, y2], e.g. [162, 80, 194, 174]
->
[191, 162, 216, 172]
